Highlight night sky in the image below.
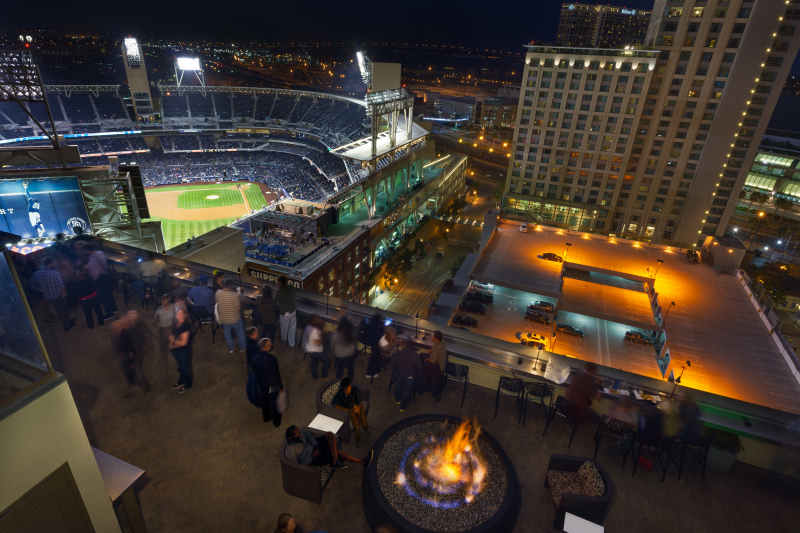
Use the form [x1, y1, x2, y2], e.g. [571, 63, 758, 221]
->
[4, 0, 656, 48]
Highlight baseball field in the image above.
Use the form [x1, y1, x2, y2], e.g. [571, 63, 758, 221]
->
[144, 182, 275, 249]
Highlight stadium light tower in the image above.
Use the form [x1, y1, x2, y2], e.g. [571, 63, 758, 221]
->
[0, 35, 60, 149]
[356, 51, 371, 88]
[174, 56, 206, 92]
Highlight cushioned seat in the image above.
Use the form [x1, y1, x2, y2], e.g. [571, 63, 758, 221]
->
[545, 455, 612, 528]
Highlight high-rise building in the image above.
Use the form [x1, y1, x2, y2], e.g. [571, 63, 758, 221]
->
[507, 0, 800, 246]
[556, 3, 652, 48]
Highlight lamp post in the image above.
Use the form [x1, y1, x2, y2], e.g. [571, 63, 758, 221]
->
[563, 242, 573, 262]
[661, 301, 676, 329]
[654, 258, 664, 280]
[669, 360, 692, 398]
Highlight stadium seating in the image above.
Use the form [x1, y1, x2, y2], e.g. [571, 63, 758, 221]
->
[61, 94, 96, 123]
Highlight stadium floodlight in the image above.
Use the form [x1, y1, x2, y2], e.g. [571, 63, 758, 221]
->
[174, 56, 205, 89]
[123, 37, 142, 68]
[356, 51, 371, 88]
[177, 57, 202, 71]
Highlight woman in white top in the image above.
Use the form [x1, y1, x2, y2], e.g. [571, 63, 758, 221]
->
[304, 316, 329, 379]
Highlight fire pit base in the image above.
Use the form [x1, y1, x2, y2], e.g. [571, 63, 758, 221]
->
[363, 414, 520, 533]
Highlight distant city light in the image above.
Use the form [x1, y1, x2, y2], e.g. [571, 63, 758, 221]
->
[777, 240, 783, 245]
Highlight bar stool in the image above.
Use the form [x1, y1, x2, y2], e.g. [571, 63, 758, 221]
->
[444, 362, 470, 408]
[543, 396, 582, 448]
[521, 380, 554, 425]
[494, 376, 525, 422]
[593, 417, 636, 467]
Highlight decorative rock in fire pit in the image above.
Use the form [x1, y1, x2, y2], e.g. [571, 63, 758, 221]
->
[363, 414, 520, 533]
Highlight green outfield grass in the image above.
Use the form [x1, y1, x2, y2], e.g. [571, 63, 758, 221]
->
[177, 189, 243, 209]
[244, 184, 268, 210]
[157, 217, 238, 250]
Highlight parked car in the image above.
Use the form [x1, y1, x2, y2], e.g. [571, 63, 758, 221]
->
[516, 331, 546, 349]
[466, 290, 493, 303]
[556, 324, 584, 337]
[520, 223, 529, 232]
[459, 300, 486, 314]
[625, 331, 653, 345]
[525, 309, 551, 324]
[453, 314, 478, 327]
[686, 250, 700, 264]
[529, 300, 554, 313]
[539, 252, 564, 263]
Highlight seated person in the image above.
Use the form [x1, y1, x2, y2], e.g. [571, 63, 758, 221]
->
[332, 377, 368, 441]
[284, 425, 369, 468]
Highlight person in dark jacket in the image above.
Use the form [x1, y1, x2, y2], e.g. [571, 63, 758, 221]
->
[258, 286, 279, 342]
[248, 337, 283, 426]
[74, 265, 104, 328]
[390, 337, 422, 411]
[332, 377, 368, 442]
[111, 310, 150, 393]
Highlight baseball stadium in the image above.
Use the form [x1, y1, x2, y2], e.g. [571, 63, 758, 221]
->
[0, 40, 372, 251]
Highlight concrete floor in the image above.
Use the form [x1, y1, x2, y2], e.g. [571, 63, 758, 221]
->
[37, 305, 800, 533]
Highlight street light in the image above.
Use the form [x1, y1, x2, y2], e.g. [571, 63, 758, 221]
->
[654, 258, 664, 279]
[563, 242, 572, 262]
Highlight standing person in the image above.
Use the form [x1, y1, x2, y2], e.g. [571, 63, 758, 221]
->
[154, 294, 176, 383]
[304, 316, 328, 379]
[565, 362, 599, 424]
[276, 276, 297, 348]
[31, 257, 73, 331]
[111, 310, 150, 393]
[258, 286, 279, 342]
[424, 331, 447, 401]
[332, 315, 357, 380]
[332, 377, 368, 443]
[390, 337, 422, 411]
[367, 325, 396, 379]
[86, 242, 116, 318]
[215, 279, 246, 354]
[74, 265, 104, 329]
[249, 337, 283, 426]
[169, 307, 193, 393]
[212, 270, 224, 293]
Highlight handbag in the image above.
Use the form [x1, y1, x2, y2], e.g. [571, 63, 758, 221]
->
[276, 389, 287, 414]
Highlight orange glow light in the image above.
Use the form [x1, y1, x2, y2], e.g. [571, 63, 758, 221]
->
[632, 243, 641, 248]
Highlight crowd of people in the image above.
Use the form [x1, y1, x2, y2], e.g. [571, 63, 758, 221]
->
[15, 238, 455, 532]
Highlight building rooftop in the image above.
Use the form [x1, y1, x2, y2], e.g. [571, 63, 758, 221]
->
[331, 121, 428, 161]
[524, 44, 660, 58]
[471, 224, 800, 413]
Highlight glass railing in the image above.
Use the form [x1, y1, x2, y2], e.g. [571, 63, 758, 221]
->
[16, 236, 800, 447]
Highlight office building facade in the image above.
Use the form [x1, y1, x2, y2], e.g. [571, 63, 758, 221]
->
[557, 3, 652, 48]
[508, 0, 800, 246]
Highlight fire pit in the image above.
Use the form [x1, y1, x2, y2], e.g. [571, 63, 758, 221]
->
[363, 415, 520, 532]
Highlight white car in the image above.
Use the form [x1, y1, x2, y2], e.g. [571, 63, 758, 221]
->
[520, 223, 528, 232]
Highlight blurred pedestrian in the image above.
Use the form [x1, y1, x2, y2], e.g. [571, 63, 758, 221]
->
[216, 279, 245, 353]
[423, 330, 446, 401]
[565, 362, 599, 423]
[277, 276, 297, 348]
[332, 315, 357, 379]
[111, 310, 150, 393]
[31, 257, 73, 331]
[391, 337, 422, 411]
[187, 279, 214, 321]
[86, 242, 116, 318]
[258, 286, 279, 342]
[169, 307, 193, 393]
[154, 294, 176, 382]
[249, 337, 283, 426]
[74, 265, 104, 329]
[304, 316, 328, 379]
